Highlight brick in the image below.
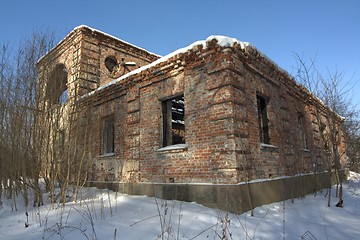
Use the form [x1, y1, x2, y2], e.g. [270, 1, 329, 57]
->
[37, 26, 347, 185]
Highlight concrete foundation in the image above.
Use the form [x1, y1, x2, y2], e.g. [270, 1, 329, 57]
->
[87, 170, 348, 214]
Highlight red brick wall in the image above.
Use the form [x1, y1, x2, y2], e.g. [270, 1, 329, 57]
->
[85, 41, 346, 183]
[39, 29, 346, 184]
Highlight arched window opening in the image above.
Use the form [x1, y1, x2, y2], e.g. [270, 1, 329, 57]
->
[105, 56, 118, 73]
[47, 64, 68, 104]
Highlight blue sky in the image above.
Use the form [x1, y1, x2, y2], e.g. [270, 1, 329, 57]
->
[1, 0, 359, 107]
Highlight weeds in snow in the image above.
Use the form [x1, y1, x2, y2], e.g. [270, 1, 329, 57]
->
[41, 200, 97, 240]
[154, 198, 178, 240]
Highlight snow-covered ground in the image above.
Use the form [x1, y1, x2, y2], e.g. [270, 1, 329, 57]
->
[0, 172, 359, 240]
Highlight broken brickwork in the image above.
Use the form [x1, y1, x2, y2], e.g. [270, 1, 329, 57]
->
[37, 26, 346, 184]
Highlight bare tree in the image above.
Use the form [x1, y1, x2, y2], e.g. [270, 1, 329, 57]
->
[34, 49, 95, 206]
[0, 29, 56, 207]
[0, 28, 95, 210]
[294, 53, 359, 206]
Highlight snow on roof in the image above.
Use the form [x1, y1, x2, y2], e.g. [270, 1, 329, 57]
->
[81, 35, 250, 99]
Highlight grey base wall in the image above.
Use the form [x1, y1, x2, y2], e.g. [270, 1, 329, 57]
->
[86, 170, 348, 214]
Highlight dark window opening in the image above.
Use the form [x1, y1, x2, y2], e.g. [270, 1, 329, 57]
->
[257, 95, 270, 144]
[102, 115, 114, 154]
[47, 64, 68, 104]
[162, 95, 185, 147]
[298, 113, 308, 149]
[105, 56, 118, 73]
[320, 123, 329, 150]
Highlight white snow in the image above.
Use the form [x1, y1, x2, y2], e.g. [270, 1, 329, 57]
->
[260, 143, 279, 149]
[124, 61, 137, 66]
[157, 144, 188, 152]
[1, 172, 359, 239]
[206, 35, 249, 49]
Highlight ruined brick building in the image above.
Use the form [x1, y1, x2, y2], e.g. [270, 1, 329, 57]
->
[37, 25, 346, 188]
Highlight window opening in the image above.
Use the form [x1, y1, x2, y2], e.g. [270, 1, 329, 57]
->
[257, 95, 270, 144]
[105, 56, 118, 73]
[47, 64, 68, 104]
[298, 113, 308, 149]
[162, 95, 185, 147]
[102, 115, 114, 154]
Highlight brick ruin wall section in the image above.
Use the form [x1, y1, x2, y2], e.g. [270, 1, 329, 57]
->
[36, 29, 348, 214]
[136, 47, 242, 183]
[77, 40, 346, 184]
[75, 30, 158, 95]
[37, 26, 159, 101]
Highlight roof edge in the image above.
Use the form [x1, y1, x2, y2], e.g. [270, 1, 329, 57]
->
[73, 25, 161, 58]
[37, 24, 160, 65]
[79, 34, 344, 120]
